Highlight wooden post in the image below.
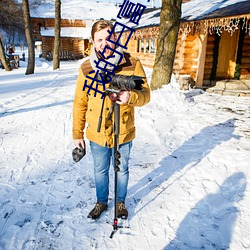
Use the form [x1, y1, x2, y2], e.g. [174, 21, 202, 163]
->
[195, 32, 207, 88]
[144, 38, 146, 54]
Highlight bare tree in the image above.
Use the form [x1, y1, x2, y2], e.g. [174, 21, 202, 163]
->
[0, 0, 24, 34]
[53, 0, 61, 70]
[151, 0, 182, 90]
[0, 0, 23, 71]
[0, 37, 11, 71]
[22, 0, 35, 75]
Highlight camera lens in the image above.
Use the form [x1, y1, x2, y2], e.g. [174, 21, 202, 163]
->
[108, 92, 118, 102]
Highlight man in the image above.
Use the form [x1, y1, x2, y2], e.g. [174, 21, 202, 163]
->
[72, 20, 150, 220]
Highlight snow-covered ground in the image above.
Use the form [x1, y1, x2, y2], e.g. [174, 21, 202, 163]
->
[0, 49, 250, 250]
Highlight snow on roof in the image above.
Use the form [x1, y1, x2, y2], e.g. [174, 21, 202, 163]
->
[40, 27, 91, 39]
[31, 0, 250, 34]
[30, 0, 250, 22]
[132, 8, 160, 29]
[30, 0, 120, 20]
[126, 0, 250, 30]
[181, 0, 250, 21]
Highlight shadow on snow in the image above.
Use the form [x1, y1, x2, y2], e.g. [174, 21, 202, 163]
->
[128, 118, 239, 213]
[0, 100, 73, 117]
[164, 172, 247, 249]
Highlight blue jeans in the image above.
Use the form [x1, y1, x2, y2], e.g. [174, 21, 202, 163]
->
[90, 141, 132, 205]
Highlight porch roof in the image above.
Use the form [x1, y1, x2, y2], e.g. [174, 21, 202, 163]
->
[126, 0, 250, 30]
[181, 0, 250, 21]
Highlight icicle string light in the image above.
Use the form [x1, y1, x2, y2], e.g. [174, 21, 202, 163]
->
[120, 16, 250, 39]
[179, 16, 250, 36]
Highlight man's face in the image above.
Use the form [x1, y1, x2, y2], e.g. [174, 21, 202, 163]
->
[93, 27, 116, 58]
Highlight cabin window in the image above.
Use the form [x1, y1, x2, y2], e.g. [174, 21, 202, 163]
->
[150, 38, 155, 53]
[137, 38, 156, 54]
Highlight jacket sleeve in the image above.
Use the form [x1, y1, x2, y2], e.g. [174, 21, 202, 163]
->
[128, 59, 150, 107]
[72, 68, 88, 140]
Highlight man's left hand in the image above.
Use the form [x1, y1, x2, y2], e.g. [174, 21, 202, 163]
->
[116, 90, 130, 105]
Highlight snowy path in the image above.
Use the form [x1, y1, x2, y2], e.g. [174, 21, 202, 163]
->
[0, 59, 250, 249]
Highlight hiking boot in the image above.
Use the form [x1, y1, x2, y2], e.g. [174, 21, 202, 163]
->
[87, 202, 108, 220]
[117, 202, 128, 219]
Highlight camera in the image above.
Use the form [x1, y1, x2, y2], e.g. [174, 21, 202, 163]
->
[97, 74, 145, 132]
[72, 146, 86, 162]
[105, 74, 144, 102]
[109, 75, 144, 90]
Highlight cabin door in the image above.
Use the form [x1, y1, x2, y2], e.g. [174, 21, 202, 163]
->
[216, 30, 239, 79]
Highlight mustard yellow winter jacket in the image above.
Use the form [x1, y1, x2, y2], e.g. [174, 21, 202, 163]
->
[72, 52, 150, 148]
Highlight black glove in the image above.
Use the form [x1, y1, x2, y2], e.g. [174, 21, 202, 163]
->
[72, 146, 86, 162]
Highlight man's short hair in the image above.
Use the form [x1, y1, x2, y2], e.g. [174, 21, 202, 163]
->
[91, 20, 115, 41]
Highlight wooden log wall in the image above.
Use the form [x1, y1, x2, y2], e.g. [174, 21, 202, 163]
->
[32, 18, 86, 29]
[119, 27, 159, 68]
[61, 38, 74, 52]
[173, 34, 185, 75]
[123, 28, 200, 79]
[184, 35, 198, 79]
[173, 34, 199, 80]
[41, 37, 53, 58]
[41, 37, 86, 58]
[173, 35, 185, 75]
[72, 39, 88, 56]
[135, 52, 155, 68]
[123, 37, 156, 68]
[125, 39, 137, 54]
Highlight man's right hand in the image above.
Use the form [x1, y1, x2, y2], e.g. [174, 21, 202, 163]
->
[74, 139, 85, 149]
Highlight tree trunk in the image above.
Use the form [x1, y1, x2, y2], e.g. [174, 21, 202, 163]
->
[151, 0, 182, 90]
[0, 37, 11, 71]
[22, 0, 35, 75]
[53, 0, 61, 70]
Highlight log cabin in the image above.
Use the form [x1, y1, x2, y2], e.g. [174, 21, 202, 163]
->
[31, 18, 91, 60]
[120, 0, 250, 93]
[31, 0, 250, 94]
[30, 0, 119, 60]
